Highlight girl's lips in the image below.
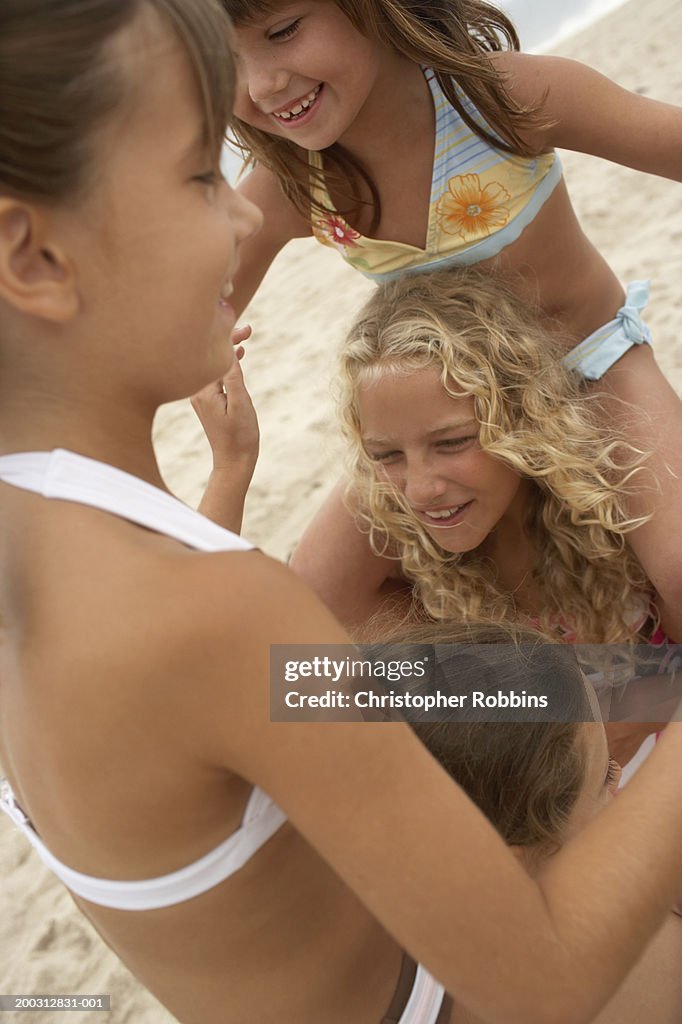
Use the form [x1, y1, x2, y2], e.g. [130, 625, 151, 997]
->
[270, 84, 323, 130]
[416, 500, 473, 528]
[218, 298, 236, 325]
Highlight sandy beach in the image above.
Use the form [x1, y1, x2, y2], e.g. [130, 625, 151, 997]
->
[1, 0, 681, 1018]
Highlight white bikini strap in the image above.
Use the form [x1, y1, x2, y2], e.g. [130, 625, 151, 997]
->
[0, 450, 253, 554]
[399, 964, 446, 1024]
[0, 778, 286, 911]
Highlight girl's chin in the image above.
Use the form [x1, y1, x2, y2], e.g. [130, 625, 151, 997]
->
[424, 525, 486, 555]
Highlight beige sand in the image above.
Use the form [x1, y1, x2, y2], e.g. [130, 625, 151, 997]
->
[1, 0, 681, 1018]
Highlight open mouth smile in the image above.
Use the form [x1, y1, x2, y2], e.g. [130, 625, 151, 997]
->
[417, 501, 473, 528]
[271, 84, 322, 125]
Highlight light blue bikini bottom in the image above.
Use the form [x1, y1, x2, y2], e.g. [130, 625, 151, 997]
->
[562, 280, 653, 381]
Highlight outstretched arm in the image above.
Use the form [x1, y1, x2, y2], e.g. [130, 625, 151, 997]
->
[180, 552, 682, 1024]
[496, 52, 682, 181]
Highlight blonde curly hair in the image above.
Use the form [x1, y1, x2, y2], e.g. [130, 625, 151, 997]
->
[338, 270, 652, 643]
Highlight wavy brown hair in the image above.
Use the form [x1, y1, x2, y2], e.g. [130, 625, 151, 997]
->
[367, 619, 594, 854]
[223, 0, 552, 232]
[338, 270, 652, 643]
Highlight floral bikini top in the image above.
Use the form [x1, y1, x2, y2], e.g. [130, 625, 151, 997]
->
[309, 68, 562, 281]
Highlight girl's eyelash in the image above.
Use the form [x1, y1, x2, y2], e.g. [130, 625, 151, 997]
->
[269, 18, 301, 40]
[367, 438, 475, 461]
[194, 170, 222, 185]
[438, 436, 476, 448]
[367, 451, 399, 462]
[606, 758, 621, 786]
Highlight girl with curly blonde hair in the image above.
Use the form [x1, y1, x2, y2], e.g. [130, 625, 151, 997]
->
[323, 269, 679, 649]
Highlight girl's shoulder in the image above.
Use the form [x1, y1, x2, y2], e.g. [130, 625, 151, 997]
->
[489, 50, 590, 101]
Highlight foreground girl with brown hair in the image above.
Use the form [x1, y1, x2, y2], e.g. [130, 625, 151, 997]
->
[4, 2, 682, 1022]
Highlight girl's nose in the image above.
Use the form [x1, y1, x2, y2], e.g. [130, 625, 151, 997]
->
[240, 58, 291, 108]
[403, 460, 448, 509]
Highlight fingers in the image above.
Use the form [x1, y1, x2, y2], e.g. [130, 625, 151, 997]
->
[220, 357, 255, 417]
[232, 324, 252, 360]
[232, 324, 252, 344]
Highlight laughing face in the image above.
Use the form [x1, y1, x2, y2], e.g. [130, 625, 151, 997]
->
[233, 1, 396, 150]
[358, 367, 529, 555]
[71, 14, 262, 404]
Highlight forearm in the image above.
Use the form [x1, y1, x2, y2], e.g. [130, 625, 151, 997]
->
[591, 912, 682, 1024]
[532, 724, 682, 1023]
[198, 463, 254, 533]
[218, 578, 682, 1024]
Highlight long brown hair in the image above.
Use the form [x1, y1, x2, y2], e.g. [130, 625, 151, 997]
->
[224, 0, 551, 231]
[0, 0, 235, 202]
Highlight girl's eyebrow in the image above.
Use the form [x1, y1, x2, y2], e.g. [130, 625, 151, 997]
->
[428, 419, 477, 436]
[362, 435, 396, 446]
[363, 419, 478, 446]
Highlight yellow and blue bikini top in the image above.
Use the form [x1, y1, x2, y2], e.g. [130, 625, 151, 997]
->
[309, 68, 562, 281]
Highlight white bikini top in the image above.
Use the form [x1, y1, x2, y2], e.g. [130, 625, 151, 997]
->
[0, 449, 287, 911]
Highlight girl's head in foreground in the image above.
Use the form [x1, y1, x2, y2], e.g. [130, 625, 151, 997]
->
[339, 270, 648, 643]
[372, 623, 622, 868]
[0, 0, 260, 410]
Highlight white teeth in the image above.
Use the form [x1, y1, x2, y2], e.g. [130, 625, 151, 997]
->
[273, 86, 320, 121]
[425, 505, 463, 520]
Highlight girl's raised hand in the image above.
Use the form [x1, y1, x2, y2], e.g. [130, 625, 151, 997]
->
[192, 326, 259, 533]
[231, 323, 252, 362]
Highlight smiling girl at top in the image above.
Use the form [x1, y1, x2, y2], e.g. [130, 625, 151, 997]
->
[224, 0, 682, 615]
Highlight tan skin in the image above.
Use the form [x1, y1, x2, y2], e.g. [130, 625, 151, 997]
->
[7, 9, 682, 1024]
[292, 357, 676, 761]
[452, 724, 682, 1024]
[228, 9, 682, 639]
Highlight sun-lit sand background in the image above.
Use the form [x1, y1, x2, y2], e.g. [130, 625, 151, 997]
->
[1, 0, 681, 1018]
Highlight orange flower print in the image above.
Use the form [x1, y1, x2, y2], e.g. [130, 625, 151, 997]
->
[436, 174, 511, 239]
[315, 214, 361, 249]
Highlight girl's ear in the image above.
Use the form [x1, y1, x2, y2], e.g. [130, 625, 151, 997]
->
[0, 198, 78, 322]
